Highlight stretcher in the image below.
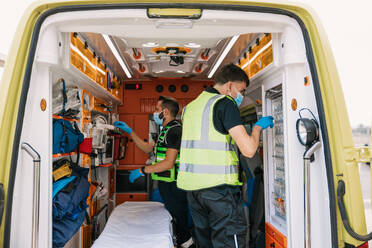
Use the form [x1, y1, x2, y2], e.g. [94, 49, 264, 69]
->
[91, 201, 174, 248]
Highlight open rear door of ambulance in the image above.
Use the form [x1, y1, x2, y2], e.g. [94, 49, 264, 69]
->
[0, 1, 371, 248]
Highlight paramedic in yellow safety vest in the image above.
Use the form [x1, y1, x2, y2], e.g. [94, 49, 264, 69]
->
[114, 96, 194, 248]
[177, 64, 274, 248]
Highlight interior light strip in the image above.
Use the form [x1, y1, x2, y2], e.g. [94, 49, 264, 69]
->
[102, 34, 132, 79]
[241, 40, 273, 69]
[70, 44, 106, 75]
[208, 35, 239, 79]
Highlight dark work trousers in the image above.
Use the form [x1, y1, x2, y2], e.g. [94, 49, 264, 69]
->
[187, 185, 247, 248]
[158, 181, 192, 246]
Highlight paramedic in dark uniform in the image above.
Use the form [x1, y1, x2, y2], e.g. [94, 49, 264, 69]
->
[114, 96, 194, 248]
[177, 64, 274, 248]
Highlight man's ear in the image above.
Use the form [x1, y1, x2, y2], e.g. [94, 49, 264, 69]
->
[225, 82, 232, 95]
[162, 108, 169, 118]
[159, 111, 163, 119]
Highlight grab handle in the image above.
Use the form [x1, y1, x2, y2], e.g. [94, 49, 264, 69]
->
[21, 142, 40, 248]
[337, 180, 372, 241]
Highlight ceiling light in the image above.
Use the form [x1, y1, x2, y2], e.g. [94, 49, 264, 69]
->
[185, 42, 201, 48]
[155, 70, 164, 73]
[102, 34, 132, 78]
[142, 42, 159, 47]
[156, 20, 193, 29]
[176, 70, 186, 73]
[208, 35, 239, 78]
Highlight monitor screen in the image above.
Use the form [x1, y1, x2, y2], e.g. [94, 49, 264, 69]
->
[116, 170, 148, 193]
[105, 137, 113, 159]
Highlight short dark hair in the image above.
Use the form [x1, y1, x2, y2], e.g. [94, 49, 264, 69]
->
[158, 96, 179, 117]
[214, 63, 249, 87]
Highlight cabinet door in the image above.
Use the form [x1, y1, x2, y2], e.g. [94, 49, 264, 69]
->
[116, 193, 148, 205]
[134, 114, 149, 165]
[119, 115, 134, 165]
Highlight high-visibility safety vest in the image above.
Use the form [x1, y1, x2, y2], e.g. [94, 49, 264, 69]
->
[177, 91, 242, 191]
[151, 120, 181, 182]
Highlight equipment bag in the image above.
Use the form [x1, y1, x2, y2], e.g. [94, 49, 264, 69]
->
[57, 78, 80, 118]
[79, 137, 93, 154]
[52, 165, 90, 247]
[53, 207, 86, 248]
[53, 159, 73, 182]
[53, 119, 84, 154]
[52, 165, 90, 220]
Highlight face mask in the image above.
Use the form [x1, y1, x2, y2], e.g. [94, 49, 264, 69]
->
[234, 92, 243, 107]
[153, 111, 164, 126]
[229, 85, 244, 107]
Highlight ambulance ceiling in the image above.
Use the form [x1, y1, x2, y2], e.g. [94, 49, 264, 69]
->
[62, 9, 281, 81]
[80, 32, 258, 81]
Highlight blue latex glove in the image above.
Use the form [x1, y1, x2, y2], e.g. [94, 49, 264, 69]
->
[129, 169, 144, 183]
[254, 116, 274, 130]
[114, 121, 132, 134]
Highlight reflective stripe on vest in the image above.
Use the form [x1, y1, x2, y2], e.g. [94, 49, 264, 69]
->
[177, 91, 242, 191]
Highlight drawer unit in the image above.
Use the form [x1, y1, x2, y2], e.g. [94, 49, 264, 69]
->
[115, 193, 148, 206]
[265, 222, 287, 248]
[266, 232, 284, 248]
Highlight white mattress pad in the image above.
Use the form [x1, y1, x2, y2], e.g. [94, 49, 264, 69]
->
[92, 201, 173, 248]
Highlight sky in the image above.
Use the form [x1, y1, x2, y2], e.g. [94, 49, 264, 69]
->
[0, 0, 371, 127]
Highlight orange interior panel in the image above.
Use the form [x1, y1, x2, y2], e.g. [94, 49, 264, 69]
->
[116, 193, 148, 206]
[119, 78, 211, 115]
[119, 115, 135, 165]
[89, 200, 100, 221]
[134, 114, 149, 165]
[96, 61, 107, 87]
[81, 224, 92, 248]
[239, 53, 249, 68]
[70, 33, 97, 82]
[238, 33, 273, 78]
[92, 96, 110, 114]
[151, 47, 192, 55]
[118, 78, 210, 167]
[261, 45, 273, 68]
[249, 55, 261, 78]
[81, 154, 91, 168]
[248, 33, 272, 61]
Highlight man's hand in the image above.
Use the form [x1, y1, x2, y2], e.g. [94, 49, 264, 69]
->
[114, 121, 132, 134]
[129, 169, 144, 183]
[253, 116, 274, 130]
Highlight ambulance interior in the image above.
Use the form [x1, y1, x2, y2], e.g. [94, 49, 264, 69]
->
[12, 7, 333, 248]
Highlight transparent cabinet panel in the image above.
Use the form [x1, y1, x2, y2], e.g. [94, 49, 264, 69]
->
[264, 84, 287, 233]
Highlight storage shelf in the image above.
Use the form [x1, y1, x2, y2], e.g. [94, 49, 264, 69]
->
[51, 65, 122, 106]
[98, 163, 113, 168]
[52, 114, 79, 122]
[53, 152, 76, 158]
